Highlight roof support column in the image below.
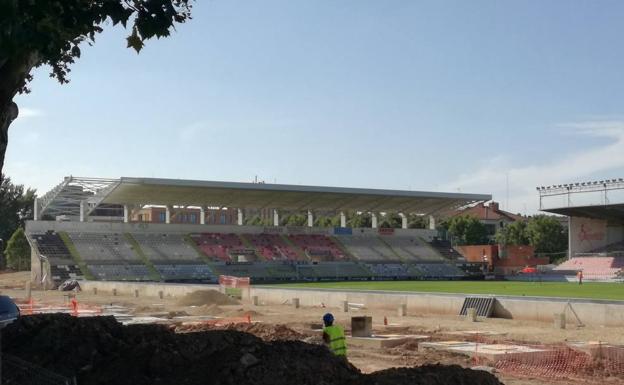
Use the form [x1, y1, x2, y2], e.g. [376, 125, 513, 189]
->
[33, 197, 39, 221]
[80, 201, 87, 222]
[371, 212, 378, 229]
[400, 213, 407, 229]
[428, 215, 436, 230]
[199, 207, 205, 225]
[307, 210, 314, 227]
[340, 211, 346, 228]
[123, 205, 130, 223]
[273, 209, 279, 227]
[238, 209, 244, 226]
[165, 206, 171, 224]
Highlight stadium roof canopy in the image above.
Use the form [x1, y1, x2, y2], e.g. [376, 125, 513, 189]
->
[37, 176, 491, 219]
[537, 178, 624, 224]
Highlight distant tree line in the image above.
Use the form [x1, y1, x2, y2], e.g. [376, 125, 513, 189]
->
[443, 214, 568, 263]
[244, 211, 431, 229]
[1, 174, 35, 270]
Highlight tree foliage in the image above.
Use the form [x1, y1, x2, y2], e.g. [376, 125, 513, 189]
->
[0, 0, 193, 177]
[378, 212, 402, 229]
[526, 215, 567, 254]
[0, 174, 35, 246]
[495, 221, 529, 246]
[494, 215, 568, 255]
[408, 214, 429, 229]
[348, 212, 372, 228]
[313, 215, 340, 228]
[4, 227, 30, 271]
[446, 215, 488, 245]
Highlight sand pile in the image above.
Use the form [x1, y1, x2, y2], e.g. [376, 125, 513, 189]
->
[2, 314, 504, 385]
[177, 290, 240, 306]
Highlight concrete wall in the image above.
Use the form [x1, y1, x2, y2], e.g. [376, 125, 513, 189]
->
[570, 216, 608, 254]
[80, 281, 220, 299]
[77, 280, 624, 327]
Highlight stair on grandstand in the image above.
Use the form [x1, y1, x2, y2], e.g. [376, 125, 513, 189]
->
[334, 236, 396, 261]
[66, 232, 152, 281]
[427, 239, 462, 260]
[380, 236, 445, 262]
[30, 231, 84, 283]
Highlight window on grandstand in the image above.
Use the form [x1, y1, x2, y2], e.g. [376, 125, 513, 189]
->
[159, 212, 166, 222]
[190, 213, 197, 223]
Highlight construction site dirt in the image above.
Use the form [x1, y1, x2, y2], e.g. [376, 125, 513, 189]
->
[3, 272, 624, 385]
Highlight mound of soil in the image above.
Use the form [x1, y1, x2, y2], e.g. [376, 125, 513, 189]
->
[2, 314, 504, 385]
[177, 290, 240, 306]
[218, 323, 305, 341]
[363, 365, 503, 385]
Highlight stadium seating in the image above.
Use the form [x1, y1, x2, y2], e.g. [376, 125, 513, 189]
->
[40, 228, 470, 282]
[381, 237, 444, 261]
[68, 232, 140, 263]
[287, 234, 348, 260]
[87, 263, 153, 281]
[132, 233, 202, 262]
[412, 263, 464, 278]
[295, 262, 372, 279]
[154, 263, 216, 282]
[246, 234, 303, 261]
[334, 236, 395, 261]
[554, 257, 624, 280]
[190, 233, 248, 262]
[367, 263, 417, 278]
[589, 241, 624, 254]
[427, 239, 462, 260]
[31, 232, 83, 282]
[208, 262, 298, 281]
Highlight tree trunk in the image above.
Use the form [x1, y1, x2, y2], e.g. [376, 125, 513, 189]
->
[0, 102, 18, 182]
[0, 53, 37, 181]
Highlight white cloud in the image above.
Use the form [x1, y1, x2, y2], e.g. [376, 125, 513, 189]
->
[17, 107, 44, 119]
[441, 121, 624, 214]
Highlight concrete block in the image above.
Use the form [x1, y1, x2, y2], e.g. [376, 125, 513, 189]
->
[420, 341, 548, 360]
[112, 288, 117, 296]
[351, 316, 373, 337]
[252, 295, 259, 306]
[158, 290, 164, 299]
[398, 304, 407, 317]
[93, 287, 98, 295]
[293, 298, 300, 309]
[134, 289, 139, 298]
[342, 300, 349, 312]
[348, 334, 429, 348]
[466, 308, 477, 322]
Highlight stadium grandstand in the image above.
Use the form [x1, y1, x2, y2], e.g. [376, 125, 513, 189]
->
[537, 178, 624, 282]
[27, 176, 490, 287]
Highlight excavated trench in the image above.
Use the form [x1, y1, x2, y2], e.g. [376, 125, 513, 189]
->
[2, 314, 503, 385]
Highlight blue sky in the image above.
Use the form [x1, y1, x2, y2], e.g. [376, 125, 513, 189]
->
[6, 0, 624, 214]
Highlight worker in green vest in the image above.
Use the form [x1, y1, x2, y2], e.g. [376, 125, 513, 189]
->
[322, 313, 347, 358]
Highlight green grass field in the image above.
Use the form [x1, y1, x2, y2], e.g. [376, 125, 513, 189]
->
[278, 281, 624, 301]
